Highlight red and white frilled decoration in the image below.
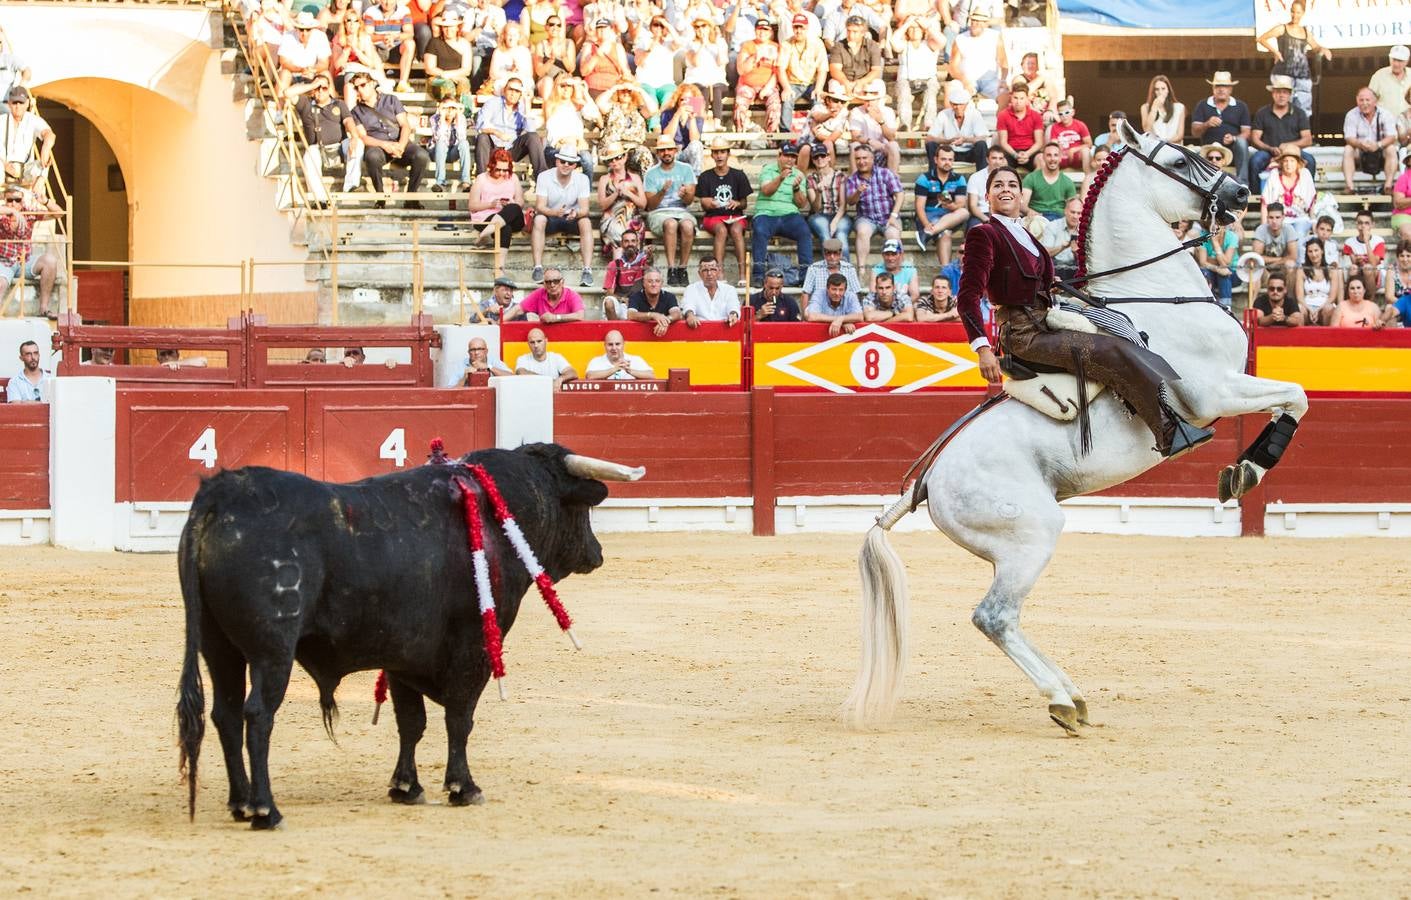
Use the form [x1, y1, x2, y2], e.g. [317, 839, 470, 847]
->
[372, 443, 581, 717]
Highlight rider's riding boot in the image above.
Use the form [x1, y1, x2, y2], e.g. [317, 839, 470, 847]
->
[1158, 407, 1216, 458]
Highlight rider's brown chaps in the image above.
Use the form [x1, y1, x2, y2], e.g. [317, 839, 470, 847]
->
[998, 306, 1181, 454]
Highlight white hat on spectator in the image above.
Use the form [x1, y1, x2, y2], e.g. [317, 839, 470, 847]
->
[945, 81, 971, 105]
[1206, 71, 1238, 87]
[554, 146, 580, 163]
[293, 11, 318, 29]
[1266, 74, 1295, 92]
[1392, 45, 1411, 61]
[860, 80, 885, 99]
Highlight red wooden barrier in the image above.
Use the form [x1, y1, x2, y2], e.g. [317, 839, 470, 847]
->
[0, 403, 49, 509]
[76, 269, 126, 326]
[553, 391, 752, 498]
[305, 388, 494, 481]
[247, 313, 440, 388]
[53, 316, 247, 387]
[116, 389, 307, 502]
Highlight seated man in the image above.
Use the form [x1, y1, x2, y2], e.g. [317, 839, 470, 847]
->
[864, 271, 914, 322]
[464, 336, 513, 380]
[1021, 142, 1078, 221]
[644, 136, 699, 288]
[531, 148, 595, 286]
[474, 77, 547, 179]
[1046, 98, 1092, 176]
[1342, 209, 1386, 290]
[844, 145, 903, 278]
[1342, 87, 1397, 194]
[301, 348, 325, 364]
[1041, 196, 1082, 281]
[341, 346, 365, 366]
[514, 327, 577, 388]
[0, 185, 62, 317]
[1253, 272, 1305, 327]
[157, 348, 208, 370]
[681, 257, 742, 327]
[88, 347, 116, 366]
[801, 237, 862, 309]
[602, 230, 653, 321]
[871, 238, 920, 301]
[915, 274, 959, 322]
[293, 74, 362, 206]
[276, 11, 331, 101]
[914, 145, 969, 268]
[519, 268, 586, 324]
[804, 271, 863, 336]
[751, 268, 802, 321]
[362, 0, 416, 93]
[344, 72, 430, 205]
[472, 276, 523, 324]
[1, 87, 53, 189]
[7, 339, 47, 403]
[696, 140, 753, 285]
[585, 330, 656, 380]
[1251, 203, 1299, 276]
[624, 267, 682, 337]
[750, 143, 813, 287]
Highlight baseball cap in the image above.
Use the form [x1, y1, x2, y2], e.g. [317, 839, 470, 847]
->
[792, 14, 808, 26]
[1393, 45, 1411, 61]
[882, 239, 903, 254]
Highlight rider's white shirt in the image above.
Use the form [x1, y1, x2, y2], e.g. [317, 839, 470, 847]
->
[992, 213, 1041, 257]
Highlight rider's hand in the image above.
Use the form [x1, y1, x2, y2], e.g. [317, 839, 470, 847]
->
[977, 346, 1002, 384]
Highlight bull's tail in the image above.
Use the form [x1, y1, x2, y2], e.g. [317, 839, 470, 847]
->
[175, 500, 208, 823]
[843, 494, 912, 729]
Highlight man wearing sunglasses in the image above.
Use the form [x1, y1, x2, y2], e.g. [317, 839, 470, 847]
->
[294, 74, 362, 207]
[343, 72, 430, 204]
[473, 77, 546, 178]
[0, 186, 62, 319]
[1, 87, 52, 189]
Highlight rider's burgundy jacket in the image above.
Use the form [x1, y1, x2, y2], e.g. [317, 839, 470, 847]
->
[956, 220, 1055, 347]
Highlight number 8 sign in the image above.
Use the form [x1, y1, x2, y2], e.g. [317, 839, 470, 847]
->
[848, 341, 897, 389]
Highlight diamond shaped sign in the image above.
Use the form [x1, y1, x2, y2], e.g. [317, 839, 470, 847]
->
[762, 324, 977, 393]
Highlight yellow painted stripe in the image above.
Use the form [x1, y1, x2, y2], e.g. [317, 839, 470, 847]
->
[1257, 346, 1411, 392]
[553, 341, 743, 386]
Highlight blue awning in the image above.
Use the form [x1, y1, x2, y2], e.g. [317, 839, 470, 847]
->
[1058, 0, 1253, 30]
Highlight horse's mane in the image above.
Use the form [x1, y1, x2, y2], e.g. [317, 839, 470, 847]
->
[1073, 148, 1127, 282]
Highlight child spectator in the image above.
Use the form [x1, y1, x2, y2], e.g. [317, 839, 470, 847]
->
[1341, 209, 1386, 291]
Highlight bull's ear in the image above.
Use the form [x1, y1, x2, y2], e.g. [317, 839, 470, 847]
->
[563, 478, 610, 508]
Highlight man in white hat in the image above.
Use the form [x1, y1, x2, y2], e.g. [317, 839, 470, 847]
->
[926, 80, 990, 169]
[1370, 45, 1411, 119]
[848, 80, 900, 172]
[1250, 73, 1313, 184]
[1191, 71, 1252, 186]
[276, 11, 331, 100]
[531, 147, 596, 287]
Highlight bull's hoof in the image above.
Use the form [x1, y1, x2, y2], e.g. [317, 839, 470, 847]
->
[1048, 704, 1081, 736]
[388, 783, 425, 805]
[230, 806, 251, 822]
[1218, 461, 1259, 503]
[447, 787, 485, 807]
[249, 808, 283, 830]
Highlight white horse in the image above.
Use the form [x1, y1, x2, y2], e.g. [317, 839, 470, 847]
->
[847, 121, 1309, 732]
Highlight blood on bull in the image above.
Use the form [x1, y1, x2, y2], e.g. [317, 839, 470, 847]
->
[174, 442, 643, 829]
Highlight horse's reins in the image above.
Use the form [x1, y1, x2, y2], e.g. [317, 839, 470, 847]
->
[1052, 141, 1243, 309]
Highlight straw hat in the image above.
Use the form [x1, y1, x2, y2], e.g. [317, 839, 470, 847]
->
[654, 134, 679, 151]
[1274, 142, 1305, 165]
[1206, 71, 1238, 87]
[1266, 74, 1295, 92]
[599, 142, 627, 162]
[1200, 143, 1234, 169]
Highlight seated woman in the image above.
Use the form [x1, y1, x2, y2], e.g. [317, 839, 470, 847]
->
[598, 83, 655, 174]
[422, 11, 474, 102]
[530, 14, 577, 101]
[683, 18, 729, 127]
[1298, 237, 1342, 325]
[1330, 274, 1386, 328]
[1259, 143, 1315, 243]
[659, 82, 706, 173]
[543, 75, 600, 172]
[578, 20, 631, 101]
[597, 143, 648, 257]
[330, 9, 387, 106]
[467, 148, 526, 272]
[486, 22, 535, 96]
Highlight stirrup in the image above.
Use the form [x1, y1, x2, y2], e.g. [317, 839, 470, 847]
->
[1164, 418, 1215, 458]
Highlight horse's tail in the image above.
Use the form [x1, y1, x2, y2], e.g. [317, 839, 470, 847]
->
[844, 494, 913, 729]
[176, 497, 208, 823]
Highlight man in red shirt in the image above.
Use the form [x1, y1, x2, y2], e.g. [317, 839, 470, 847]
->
[601, 229, 654, 320]
[995, 83, 1044, 171]
[1046, 97, 1093, 175]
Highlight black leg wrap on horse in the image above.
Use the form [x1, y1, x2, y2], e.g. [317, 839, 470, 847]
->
[1239, 413, 1299, 469]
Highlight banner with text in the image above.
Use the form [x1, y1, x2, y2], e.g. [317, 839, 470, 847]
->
[1254, 0, 1411, 52]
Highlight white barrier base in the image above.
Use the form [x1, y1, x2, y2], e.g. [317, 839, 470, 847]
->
[0, 509, 51, 545]
[113, 502, 191, 553]
[1263, 502, 1411, 538]
[592, 497, 753, 533]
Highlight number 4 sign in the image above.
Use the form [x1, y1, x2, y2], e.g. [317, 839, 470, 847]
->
[379, 427, 407, 467]
[188, 426, 217, 469]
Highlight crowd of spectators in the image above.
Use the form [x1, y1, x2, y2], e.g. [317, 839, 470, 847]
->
[236, 1, 1411, 335]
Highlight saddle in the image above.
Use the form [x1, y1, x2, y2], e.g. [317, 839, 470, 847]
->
[1000, 308, 1105, 422]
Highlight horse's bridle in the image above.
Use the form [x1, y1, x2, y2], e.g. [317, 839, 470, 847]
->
[1054, 141, 1244, 308]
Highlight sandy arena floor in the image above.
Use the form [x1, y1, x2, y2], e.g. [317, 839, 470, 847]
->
[1, 533, 1408, 897]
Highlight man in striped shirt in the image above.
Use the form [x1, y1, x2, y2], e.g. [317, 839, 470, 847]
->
[362, 0, 415, 93]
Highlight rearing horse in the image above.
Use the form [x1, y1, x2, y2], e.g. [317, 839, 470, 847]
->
[847, 121, 1309, 732]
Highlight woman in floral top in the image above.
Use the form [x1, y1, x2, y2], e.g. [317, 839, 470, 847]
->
[598, 83, 654, 174]
[806, 144, 852, 260]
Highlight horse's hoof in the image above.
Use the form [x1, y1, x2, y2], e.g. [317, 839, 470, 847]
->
[447, 787, 485, 807]
[1048, 704, 1081, 735]
[1218, 462, 1259, 502]
[1073, 697, 1091, 726]
[249, 810, 283, 830]
[388, 784, 425, 805]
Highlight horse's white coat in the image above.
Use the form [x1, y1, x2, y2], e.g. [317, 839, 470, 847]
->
[847, 124, 1310, 730]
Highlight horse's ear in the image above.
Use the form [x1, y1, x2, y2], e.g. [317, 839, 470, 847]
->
[1119, 118, 1144, 149]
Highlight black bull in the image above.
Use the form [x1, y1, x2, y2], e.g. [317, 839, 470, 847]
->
[175, 443, 642, 829]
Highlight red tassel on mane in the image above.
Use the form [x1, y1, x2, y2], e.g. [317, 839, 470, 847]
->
[1075, 148, 1125, 282]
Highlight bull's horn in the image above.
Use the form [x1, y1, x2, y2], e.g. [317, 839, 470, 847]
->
[564, 454, 645, 482]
